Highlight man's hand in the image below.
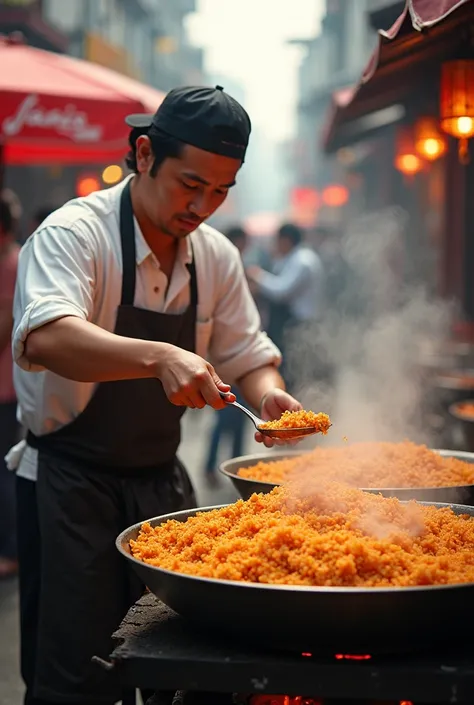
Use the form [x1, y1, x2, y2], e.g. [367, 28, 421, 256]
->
[156, 346, 235, 410]
[255, 388, 303, 448]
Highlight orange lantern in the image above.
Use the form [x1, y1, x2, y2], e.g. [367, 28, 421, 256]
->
[76, 174, 101, 198]
[414, 117, 447, 161]
[440, 59, 474, 163]
[394, 125, 423, 176]
[321, 184, 349, 207]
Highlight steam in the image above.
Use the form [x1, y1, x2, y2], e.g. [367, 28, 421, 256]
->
[353, 502, 425, 540]
[283, 475, 427, 540]
[276, 206, 464, 535]
[286, 207, 455, 447]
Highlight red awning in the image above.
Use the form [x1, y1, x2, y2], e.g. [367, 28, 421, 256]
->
[323, 0, 473, 152]
[0, 35, 165, 165]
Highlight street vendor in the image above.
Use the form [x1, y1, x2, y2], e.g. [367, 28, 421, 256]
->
[9, 85, 303, 705]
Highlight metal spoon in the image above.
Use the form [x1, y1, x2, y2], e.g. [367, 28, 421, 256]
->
[219, 392, 318, 440]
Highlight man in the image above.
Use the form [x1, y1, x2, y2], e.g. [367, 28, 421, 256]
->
[247, 222, 324, 389]
[0, 192, 20, 579]
[10, 86, 303, 705]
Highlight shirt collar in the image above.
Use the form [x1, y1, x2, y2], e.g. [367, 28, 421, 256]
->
[133, 220, 193, 267]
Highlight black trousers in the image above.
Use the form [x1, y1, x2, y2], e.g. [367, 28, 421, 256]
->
[0, 400, 19, 558]
[16, 454, 196, 705]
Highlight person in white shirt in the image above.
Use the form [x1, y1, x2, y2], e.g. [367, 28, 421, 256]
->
[247, 222, 325, 389]
[10, 86, 304, 705]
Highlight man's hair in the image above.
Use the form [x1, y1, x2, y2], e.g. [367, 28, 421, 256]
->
[225, 225, 247, 247]
[0, 193, 14, 234]
[278, 222, 303, 247]
[125, 126, 184, 177]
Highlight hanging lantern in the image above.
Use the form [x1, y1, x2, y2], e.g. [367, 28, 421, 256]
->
[440, 60, 474, 164]
[394, 125, 423, 176]
[321, 184, 349, 208]
[414, 117, 447, 161]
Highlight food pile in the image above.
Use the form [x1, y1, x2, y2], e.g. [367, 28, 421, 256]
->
[130, 478, 474, 587]
[237, 441, 474, 488]
[259, 410, 331, 434]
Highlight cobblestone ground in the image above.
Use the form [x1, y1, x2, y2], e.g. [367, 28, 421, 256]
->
[0, 408, 252, 705]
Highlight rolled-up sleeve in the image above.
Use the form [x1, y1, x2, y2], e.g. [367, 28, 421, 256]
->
[13, 225, 96, 372]
[208, 247, 281, 383]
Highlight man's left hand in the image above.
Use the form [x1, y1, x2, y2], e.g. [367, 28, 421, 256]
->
[255, 388, 303, 448]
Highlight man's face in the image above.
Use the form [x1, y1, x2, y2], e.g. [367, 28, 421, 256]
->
[135, 137, 241, 239]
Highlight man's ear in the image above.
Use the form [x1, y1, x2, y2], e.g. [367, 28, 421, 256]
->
[135, 135, 155, 175]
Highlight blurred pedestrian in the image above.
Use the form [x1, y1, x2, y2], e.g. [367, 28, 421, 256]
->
[0, 192, 20, 579]
[246, 222, 325, 391]
[203, 225, 249, 481]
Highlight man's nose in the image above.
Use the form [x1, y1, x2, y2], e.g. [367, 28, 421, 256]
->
[189, 192, 212, 218]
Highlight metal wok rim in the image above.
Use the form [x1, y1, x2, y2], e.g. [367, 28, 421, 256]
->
[219, 448, 474, 493]
[116, 501, 474, 595]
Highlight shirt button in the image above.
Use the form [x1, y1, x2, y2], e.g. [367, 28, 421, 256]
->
[154, 286, 160, 293]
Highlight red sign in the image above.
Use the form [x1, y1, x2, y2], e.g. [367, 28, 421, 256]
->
[0, 38, 164, 165]
[2, 93, 104, 143]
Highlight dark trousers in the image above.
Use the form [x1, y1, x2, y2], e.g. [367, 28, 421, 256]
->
[0, 400, 19, 558]
[16, 456, 195, 705]
[16, 476, 41, 704]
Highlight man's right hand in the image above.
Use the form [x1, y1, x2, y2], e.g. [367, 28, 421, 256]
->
[156, 344, 234, 410]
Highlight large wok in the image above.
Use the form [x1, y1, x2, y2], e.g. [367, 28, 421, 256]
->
[117, 502, 474, 656]
[219, 448, 474, 504]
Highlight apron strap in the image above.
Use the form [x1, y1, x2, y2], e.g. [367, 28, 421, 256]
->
[120, 178, 199, 307]
[120, 179, 137, 307]
[186, 243, 198, 307]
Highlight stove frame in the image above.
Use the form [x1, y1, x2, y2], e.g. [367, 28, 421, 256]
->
[107, 594, 474, 704]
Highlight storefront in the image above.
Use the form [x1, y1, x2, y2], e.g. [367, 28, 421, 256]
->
[323, 0, 474, 326]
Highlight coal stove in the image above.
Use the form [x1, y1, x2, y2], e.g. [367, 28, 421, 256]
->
[106, 593, 474, 705]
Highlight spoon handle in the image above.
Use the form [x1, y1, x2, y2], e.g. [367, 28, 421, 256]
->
[219, 391, 262, 429]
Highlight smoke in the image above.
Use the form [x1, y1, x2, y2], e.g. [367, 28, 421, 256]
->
[286, 207, 456, 448]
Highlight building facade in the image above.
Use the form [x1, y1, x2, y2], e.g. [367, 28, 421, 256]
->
[41, 0, 205, 90]
[290, 0, 385, 226]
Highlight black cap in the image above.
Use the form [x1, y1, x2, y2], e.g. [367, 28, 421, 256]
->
[126, 85, 251, 161]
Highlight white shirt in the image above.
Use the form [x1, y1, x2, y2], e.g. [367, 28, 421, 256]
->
[258, 246, 325, 322]
[11, 175, 280, 481]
